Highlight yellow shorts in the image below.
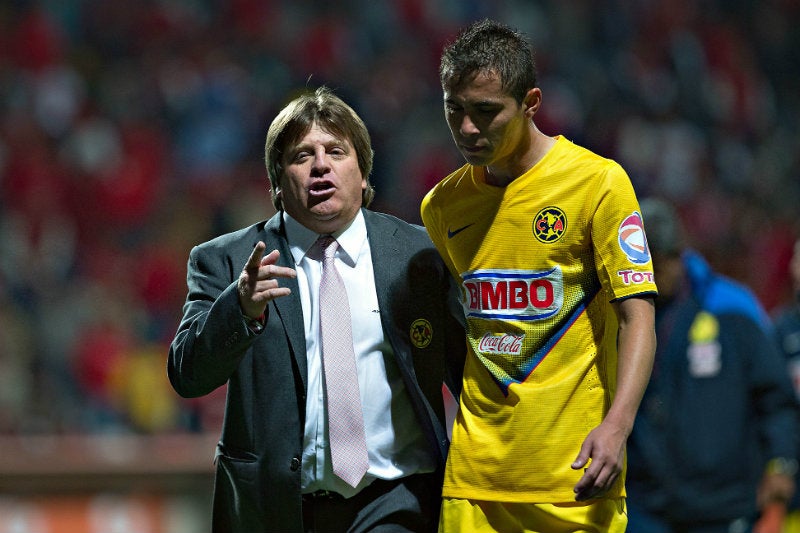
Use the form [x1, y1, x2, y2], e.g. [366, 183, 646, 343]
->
[439, 497, 627, 533]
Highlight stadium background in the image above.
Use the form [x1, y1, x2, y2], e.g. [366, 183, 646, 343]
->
[0, 0, 798, 531]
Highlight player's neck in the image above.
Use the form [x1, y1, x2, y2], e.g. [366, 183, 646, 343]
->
[484, 132, 556, 187]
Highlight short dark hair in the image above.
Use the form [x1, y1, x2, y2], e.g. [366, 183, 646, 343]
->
[264, 86, 375, 211]
[440, 19, 537, 103]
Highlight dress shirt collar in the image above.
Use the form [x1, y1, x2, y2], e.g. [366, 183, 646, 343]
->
[283, 209, 367, 267]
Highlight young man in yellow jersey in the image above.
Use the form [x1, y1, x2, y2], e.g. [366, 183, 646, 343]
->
[421, 19, 658, 533]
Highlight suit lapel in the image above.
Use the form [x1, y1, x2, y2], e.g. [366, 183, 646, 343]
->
[365, 211, 412, 370]
[262, 214, 308, 388]
[366, 211, 394, 318]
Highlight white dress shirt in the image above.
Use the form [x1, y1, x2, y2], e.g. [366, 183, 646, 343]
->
[283, 210, 435, 498]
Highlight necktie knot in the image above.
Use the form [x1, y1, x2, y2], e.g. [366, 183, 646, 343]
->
[317, 235, 338, 261]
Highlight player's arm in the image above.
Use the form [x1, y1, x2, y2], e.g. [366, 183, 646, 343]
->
[572, 295, 656, 501]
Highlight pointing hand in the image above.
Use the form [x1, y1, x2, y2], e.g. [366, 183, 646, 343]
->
[237, 241, 296, 319]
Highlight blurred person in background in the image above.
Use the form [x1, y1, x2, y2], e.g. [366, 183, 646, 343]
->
[168, 86, 465, 532]
[773, 236, 800, 533]
[627, 197, 798, 533]
[421, 19, 657, 533]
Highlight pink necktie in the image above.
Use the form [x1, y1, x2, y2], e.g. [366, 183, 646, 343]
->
[317, 236, 369, 488]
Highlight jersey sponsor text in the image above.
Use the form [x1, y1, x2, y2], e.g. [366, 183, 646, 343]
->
[477, 332, 525, 355]
[462, 267, 563, 320]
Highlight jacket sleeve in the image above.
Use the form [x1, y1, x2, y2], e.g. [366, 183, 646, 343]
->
[167, 243, 258, 398]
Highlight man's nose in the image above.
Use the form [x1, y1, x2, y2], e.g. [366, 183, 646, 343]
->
[460, 114, 479, 136]
[311, 150, 331, 174]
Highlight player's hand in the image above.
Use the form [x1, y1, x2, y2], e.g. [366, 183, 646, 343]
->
[237, 242, 296, 319]
[571, 421, 627, 501]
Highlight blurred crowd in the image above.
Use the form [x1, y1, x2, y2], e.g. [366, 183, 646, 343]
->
[0, 0, 798, 436]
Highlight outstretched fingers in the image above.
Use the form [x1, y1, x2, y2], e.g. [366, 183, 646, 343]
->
[238, 242, 296, 318]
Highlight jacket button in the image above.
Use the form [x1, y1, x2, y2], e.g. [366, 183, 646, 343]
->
[290, 457, 301, 471]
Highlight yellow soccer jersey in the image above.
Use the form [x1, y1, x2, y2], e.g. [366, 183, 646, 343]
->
[421, 135, 657, 503]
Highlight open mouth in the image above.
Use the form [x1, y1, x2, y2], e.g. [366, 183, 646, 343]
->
[308, 180, 335, 197]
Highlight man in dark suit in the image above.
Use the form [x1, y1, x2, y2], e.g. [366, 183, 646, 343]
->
[168, 86, 465, 533]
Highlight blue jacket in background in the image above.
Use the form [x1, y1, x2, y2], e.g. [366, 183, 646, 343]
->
[627, 250, 798, 525]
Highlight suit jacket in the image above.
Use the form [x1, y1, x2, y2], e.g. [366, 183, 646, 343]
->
[168, 208, 465, 532]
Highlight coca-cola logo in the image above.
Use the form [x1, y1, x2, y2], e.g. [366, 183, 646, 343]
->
[478, 333, 525, 355]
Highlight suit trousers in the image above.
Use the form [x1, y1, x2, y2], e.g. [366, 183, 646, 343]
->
[302, 472, 440, 533]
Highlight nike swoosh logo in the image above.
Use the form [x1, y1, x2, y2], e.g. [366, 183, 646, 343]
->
[447, 223, 474, 239]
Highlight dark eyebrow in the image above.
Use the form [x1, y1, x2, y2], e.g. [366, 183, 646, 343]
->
[474, 101, 503, 109]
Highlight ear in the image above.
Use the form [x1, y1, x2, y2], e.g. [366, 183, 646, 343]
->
[523, 88, 543, 118]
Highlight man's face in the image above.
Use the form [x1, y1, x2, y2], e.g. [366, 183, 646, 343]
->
[443, 70, 529, 170]
[278, 122, 366, 235]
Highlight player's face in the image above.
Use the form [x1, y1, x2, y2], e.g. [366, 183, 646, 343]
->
[443, 71, 531, 171]
[278, 122, 366, 235]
